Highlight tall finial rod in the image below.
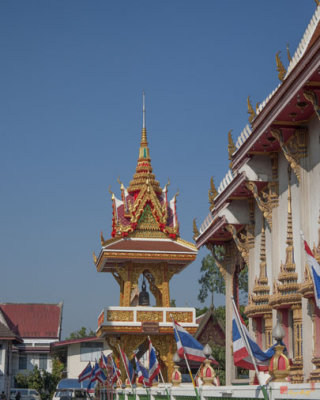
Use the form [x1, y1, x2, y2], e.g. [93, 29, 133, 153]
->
[143, 91, 146, 130]
[141, 91, 147, 145]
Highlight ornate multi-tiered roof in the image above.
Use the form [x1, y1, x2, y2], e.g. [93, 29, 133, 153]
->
[94, 95, 197, 280]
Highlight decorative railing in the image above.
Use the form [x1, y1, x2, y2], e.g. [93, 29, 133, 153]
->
[99, 382, 320, 400]
[98, 306, 197, 329]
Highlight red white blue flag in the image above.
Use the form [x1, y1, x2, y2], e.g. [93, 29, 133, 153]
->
[91, 360, 107, 384]
[119, 347, 135, 384]
[109, 354, 121, 384]
[304, 240, 320, 308]
[78, 362, 92, 382]
[172, 319, 218, 364]
[232, 301, 273, 371]
[135, 356, 149, 386]
[147, 338, 160, 385]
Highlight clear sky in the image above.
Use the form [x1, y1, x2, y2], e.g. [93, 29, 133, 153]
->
[1, 1, 316, 338]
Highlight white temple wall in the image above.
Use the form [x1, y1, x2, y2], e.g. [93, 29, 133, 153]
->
[306, 115, 320, 243]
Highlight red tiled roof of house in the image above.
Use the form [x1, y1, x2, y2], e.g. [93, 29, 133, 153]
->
[0, 303, 63, 339]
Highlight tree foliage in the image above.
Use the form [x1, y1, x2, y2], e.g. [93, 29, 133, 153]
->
[198, 251, 248, 305]
[15, 359, 64, 400]
[198, 254, 225, 304]
[65, 326, 95, 340]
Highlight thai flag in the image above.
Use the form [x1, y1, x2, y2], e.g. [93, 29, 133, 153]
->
[92, 360, 107, 384]
[100, 352, 110, 370]
[119, 347, 135, 384]
[172, 320, 218, 364]
[147, 339, 160, 385]
[232, 302, 274, 371]
[78, 362, 92, 382]
[304, 240, 320, 308]
[110, 355, 121, 384]
[135, 356, 150, 386]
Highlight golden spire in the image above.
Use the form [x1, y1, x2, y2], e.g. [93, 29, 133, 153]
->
[208, 176, 218, 209]
[286, 44, 292, 63]
[276, 51, 286, 82]
[259, 218, 267, 280]
[228, 130, 236, 168]
[127, 92, 161, 194]
[247, 96, 256, 124]
[286, 167, 293, 247]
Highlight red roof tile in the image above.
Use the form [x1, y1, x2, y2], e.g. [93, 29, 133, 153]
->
[0, 303, 63, 339]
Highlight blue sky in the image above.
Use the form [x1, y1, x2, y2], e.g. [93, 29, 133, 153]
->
[0, 1, 316, 338]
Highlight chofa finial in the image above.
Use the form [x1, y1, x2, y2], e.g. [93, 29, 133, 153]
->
[208, 177, 218, 210]
[193, 218, 200, 241]
[247, 96, 256, 124]
[228, 130, 236, 168]
[276, 51, 286, 82]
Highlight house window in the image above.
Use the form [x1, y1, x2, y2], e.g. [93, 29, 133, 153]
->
[0, 344, 2, 364]
[39, 354, 48, 370]
[80, 342, 103, 362]
[19, 355, 27, 370]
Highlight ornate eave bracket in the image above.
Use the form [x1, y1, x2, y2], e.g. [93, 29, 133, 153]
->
[206, 242, 236, 278]
[225, 224, 254, 265]
[245, 181, 277, 230]
[270, 128, 308, 183]
[303, 89, 320, 121]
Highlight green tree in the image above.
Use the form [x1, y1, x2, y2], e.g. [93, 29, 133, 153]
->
[198, 253, 225, 305]
[65, 326, 95, 340]
[198, 251, 248, 305]
[170, 299, 176, 307]
[15, 359, 64, 400]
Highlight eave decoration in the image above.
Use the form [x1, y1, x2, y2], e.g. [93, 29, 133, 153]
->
[228, 130, 236, 169]
[225, 224, 254, 265]
[247, 96, 256, 125]
[245, 181, 277, 230]
[275, 51, 287, 82]
[208, 176, 218, 210]
[303, 89, 320, 121]
[270, 127, 308, 183]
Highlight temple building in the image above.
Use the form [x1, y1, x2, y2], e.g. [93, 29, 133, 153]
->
[194, 5, 320, 385]
[93, 95, 198, 381]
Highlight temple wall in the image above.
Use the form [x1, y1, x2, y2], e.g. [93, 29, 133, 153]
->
[245, 115, 320, 379]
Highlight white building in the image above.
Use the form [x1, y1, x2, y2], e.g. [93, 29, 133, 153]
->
[0, 303, 63, 396]
[51, 337, 111, 379]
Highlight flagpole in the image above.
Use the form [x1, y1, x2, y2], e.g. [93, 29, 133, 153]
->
[111, 355, 121, 388]
[118, 344, 133, 390]
[170, 315, 200, 400]
[147, 336, 170, 400]
[231, 297, 269, 400]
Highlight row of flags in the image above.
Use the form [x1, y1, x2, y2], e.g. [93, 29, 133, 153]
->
[78, 238, 320, 390]
[78, 353, 121, 388]
[78, 338, 160, 389]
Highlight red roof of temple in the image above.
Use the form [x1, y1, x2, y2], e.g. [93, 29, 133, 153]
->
[0, 303, 63, 339]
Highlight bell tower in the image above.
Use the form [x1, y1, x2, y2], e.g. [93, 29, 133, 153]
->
[93, 94, 198, 381]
